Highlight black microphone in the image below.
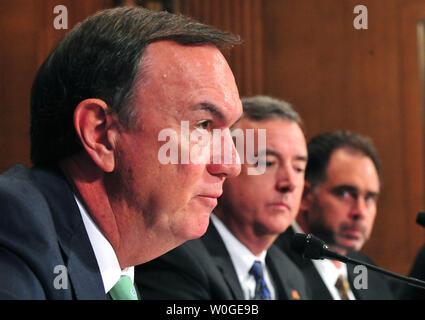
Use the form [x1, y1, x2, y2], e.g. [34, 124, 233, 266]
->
[291, 233, 425, 290]
[417, 212, 425, 228]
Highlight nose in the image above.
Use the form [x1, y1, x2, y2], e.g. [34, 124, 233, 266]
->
[349, 197, 368, 221]
[206, 129, 241, 178]
[276, 165, 296, 193]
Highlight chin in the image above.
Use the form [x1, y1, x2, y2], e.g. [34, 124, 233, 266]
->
[336, 239, 362, 252]
[182, 212, 211, 240]
[269, 218, 291, 234]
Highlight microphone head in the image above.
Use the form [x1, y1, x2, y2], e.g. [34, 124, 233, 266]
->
[417, 212, 425, 228]
[290, 233, 327, 260]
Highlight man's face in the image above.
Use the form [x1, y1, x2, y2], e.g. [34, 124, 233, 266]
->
[306, 148, 380, 252]
[219, 118, 307, 238]
[112, 41, 242, 252]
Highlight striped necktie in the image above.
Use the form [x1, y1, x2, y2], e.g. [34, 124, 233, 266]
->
[335, 275, 350, 300]
[250, 260, 272, 300]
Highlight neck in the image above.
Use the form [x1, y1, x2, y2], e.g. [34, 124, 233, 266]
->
[214, 210, 276, 257]
[329, 245, 347, 268]
[60, 154, 179, 269]
[332, 261, 344, 268]
[60, 154, 121, 264]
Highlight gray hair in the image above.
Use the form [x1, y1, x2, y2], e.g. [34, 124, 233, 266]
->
[239, 95, 304, 131]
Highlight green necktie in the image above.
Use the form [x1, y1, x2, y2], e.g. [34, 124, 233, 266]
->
[108, 275, 138, 300]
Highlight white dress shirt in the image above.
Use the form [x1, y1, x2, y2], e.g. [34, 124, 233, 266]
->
[74, 195, 134, 294]
[291, 221, 356, 300]
[211, 214, 276, 300]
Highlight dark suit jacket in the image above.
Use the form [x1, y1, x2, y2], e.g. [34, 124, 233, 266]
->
[135, 221, 310, 300]
[0, 164, 106, 299]
[274, 227, 394, 300]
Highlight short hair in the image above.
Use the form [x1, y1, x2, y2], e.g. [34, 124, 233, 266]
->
[239, 95, 304, 130]
[30, 7, 241, 166]
[306, 130, 381, 188]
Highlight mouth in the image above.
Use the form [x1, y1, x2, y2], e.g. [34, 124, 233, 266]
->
[340, 227, 364, 240]
[197, 195, 219, 208]
[197, 189, 222, 206]
[268, 202, 291, 211]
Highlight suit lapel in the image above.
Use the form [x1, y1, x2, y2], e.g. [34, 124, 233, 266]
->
[266, 246, 290, 299]
[305, 262, 334, 299]
[32, 166, 106, 300]
[267, 245, 313, 300]
[201, 223, 245, 299]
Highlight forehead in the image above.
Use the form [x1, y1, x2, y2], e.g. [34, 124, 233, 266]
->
[236, 117, 307, 154]
[138, 41, 241, 120]
[142, 41, 237, 96]
[324, 148, 380, 190]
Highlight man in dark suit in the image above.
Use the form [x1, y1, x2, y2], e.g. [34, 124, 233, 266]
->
[136, 96, 310, 300]
[0, 7, 242, 299]
[275, 131, 393, 299]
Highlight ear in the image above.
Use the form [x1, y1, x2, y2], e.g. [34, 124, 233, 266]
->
[73, 99, 120, 173]
[300, 181, 313, 212]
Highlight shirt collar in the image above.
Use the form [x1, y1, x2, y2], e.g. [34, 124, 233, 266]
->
[211, 214, 267, 281]
[74, 195, 134, 293]
[312, 256, 347, 287]
[291, 220, 304, 234]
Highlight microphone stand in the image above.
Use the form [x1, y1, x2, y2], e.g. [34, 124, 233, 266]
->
[323, 249, 425, 290]
[293, 233, 425, 290]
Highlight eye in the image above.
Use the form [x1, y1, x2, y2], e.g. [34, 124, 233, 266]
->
[334, 189, 352, 199]
[294, 166, 305, 173]
[196, 120, 213, 130]
[264, 156, 277, 168]
[365, 194, 378, 203]
[266, 161, 275, 167]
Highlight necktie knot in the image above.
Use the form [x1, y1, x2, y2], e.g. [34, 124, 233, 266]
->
[250, 261, 265, 280]
[108, 275, 138, 300]
[249, 260, 271, 300]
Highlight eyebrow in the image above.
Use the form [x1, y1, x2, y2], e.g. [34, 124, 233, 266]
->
[192, 102, 224, 119]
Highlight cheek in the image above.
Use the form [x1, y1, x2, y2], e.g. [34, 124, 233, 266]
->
[324, 198, 347, 218]
[245, 181, 273, 208]
[315, 199, 345, 227]
[365, 208, 377, 228]
[152, 164, 206, 212]
[174, 164, 205, 194]
[292, 185, 305, 206]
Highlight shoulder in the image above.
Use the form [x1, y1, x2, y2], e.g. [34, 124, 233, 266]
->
[0, 165, 59, 243]
[346, 250, 394, 299]
[409, 243, 425, 274]
[268, 244, 303, 276]
[0, 164, 70, 299]
[267, 244, 312, 299]
[135, 238, 215, 299]
[397, 243, 425, 299]
[346, 250, 374, 263]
